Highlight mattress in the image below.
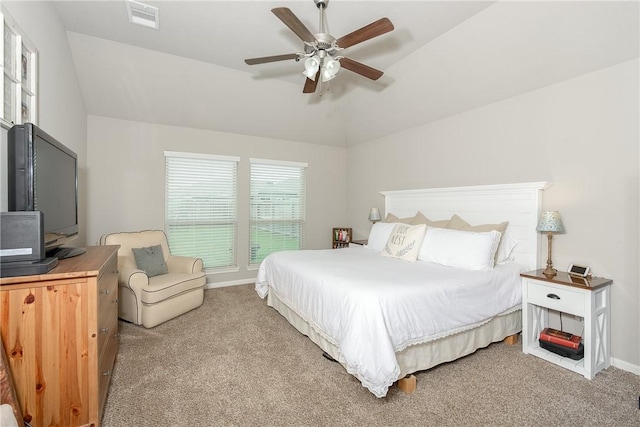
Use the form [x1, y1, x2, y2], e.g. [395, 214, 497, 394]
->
[256, 245, 524, 397]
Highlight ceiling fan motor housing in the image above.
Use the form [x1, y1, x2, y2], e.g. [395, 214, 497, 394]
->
[310, 33, 338, 56]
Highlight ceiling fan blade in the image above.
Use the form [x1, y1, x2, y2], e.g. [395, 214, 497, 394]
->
[272, 7, 317, 43]
[339, 57, 384, 81]
[245, 54, 299, 65]
[303, 70, 320, 93]
[336, 17, 394, 49]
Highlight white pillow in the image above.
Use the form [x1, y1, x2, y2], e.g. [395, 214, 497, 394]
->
[418, 227, 501, 271]
[496, 232, 518, 264]
[381, 223, 427, 262]
[366, 222, 397, 252]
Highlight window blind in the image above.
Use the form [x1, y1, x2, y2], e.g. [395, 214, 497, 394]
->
[165, 152, 239, 271]
[249, 159, 307, 268]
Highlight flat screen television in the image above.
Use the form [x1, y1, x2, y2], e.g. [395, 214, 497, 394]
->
[7, 123, 85, 258]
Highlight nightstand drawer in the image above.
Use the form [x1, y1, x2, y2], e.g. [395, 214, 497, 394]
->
[526, 281, 585, 316]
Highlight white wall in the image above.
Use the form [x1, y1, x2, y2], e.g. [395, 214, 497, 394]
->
[1, 2, 88, 244]
[86, 116, 348, 285]
[347, 59, 640, 372]
[4, 0, 637, 376]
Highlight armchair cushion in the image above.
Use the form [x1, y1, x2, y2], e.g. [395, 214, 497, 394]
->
[143, 273, 207, 304]
[132, 244, 168, 277]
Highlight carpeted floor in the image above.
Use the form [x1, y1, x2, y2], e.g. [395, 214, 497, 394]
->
[101, 284, 639, 426]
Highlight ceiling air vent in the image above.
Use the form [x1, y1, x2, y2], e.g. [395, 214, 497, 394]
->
[126, 0, 159, 29]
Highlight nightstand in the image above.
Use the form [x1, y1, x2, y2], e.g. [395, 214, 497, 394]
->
[520, 270, 612, 379]
[350, 240, 368, 246]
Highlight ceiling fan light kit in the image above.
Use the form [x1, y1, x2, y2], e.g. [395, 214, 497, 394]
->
[245, 0, 394, 94]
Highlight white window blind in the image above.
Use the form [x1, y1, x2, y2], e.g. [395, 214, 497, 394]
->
[249, 159, 307, 268]
[165, 152, 238, 271]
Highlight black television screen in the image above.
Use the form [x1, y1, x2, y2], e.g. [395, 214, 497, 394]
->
[8, 123, 80, 254]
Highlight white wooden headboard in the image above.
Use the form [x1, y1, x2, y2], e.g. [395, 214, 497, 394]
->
[381, 182, 549, 270]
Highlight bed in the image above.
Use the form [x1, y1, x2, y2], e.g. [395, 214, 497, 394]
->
[256, 182, 548, 397]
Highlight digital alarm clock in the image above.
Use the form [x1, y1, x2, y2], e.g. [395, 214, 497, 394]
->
[568, 264, 590, 278]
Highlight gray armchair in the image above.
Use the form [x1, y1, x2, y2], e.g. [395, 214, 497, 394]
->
[99, 230, 206, 328]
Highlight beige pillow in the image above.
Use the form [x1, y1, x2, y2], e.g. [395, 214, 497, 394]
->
[381, 223, 427, 262]
[411, 212, 450, 228]
[446, 214, 508, 236]
[383, 213, 414, 224]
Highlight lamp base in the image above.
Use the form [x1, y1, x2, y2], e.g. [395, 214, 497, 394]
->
[542, 232, 557, 278]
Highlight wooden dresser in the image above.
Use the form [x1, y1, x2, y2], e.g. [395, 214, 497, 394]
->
[0, 245, 119, 427]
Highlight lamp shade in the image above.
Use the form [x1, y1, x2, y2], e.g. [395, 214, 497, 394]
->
[536, 211, 565, 233]
[368, 208, 382, 222]
[321, 57, 341, 82]
[302, 56, 321, 80]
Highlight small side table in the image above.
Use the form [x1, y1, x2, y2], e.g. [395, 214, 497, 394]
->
[520, 269, 612, 379]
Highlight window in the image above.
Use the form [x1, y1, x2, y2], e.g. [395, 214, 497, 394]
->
[249, 158, 307, 268]
[165, 151, 239, 272]
[1, 10, 37, 129]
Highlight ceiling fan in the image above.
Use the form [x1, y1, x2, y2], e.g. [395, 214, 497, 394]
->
[244, 0, 394, 94]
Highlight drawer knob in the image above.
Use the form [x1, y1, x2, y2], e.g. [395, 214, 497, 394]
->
[546, 293, 560, 300]
[100, 289, 110, 295]
[100, 327, 110, 333]
[113, 298, 119, 304]
[102, 370, 111, 377]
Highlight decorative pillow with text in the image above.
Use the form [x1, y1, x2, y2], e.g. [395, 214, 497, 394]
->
[381, 223, 427, 262]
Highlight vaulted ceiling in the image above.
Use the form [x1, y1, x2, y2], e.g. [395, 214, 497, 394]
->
[50, 0, 639, 147]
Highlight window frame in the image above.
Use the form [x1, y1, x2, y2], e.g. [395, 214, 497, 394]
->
[1, 9, 38, 130]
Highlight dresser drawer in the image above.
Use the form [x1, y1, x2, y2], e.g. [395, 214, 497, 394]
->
[525, 280, 585, 316]
[98, 318, 118, 417]
[98, 257, 118, 353]
[98, 292, 118, 352]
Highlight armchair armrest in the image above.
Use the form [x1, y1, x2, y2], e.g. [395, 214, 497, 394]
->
[166, 255, 204, 274]
[118, 264, 149, 292]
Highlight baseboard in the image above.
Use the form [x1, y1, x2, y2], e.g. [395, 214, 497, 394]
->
[205, 278, 256, 289]
[611, 357, 640, 376]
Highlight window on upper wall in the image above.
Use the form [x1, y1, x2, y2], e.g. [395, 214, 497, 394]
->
[1, 10, 37, 129]
[249, 158, 307, 268]
[164, 151, 239, 272]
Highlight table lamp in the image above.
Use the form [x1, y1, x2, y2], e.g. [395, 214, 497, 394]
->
[536, 211, 565, 278]
[368, 208, 381, 224]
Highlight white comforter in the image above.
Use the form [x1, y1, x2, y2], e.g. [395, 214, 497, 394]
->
[255, 245, 524, 397]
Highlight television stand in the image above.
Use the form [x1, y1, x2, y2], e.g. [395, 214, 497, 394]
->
[48, 246, 87, 259]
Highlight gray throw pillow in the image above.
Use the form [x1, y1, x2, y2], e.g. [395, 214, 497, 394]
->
[132, 245, 168, 277]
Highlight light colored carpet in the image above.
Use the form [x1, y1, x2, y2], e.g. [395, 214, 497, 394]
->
[102, 284, 639, 426]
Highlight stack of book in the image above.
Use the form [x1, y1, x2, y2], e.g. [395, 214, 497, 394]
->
[539, 327, 584, 360]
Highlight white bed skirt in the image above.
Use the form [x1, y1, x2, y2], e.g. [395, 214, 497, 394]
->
[267, 290, 522, 383]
